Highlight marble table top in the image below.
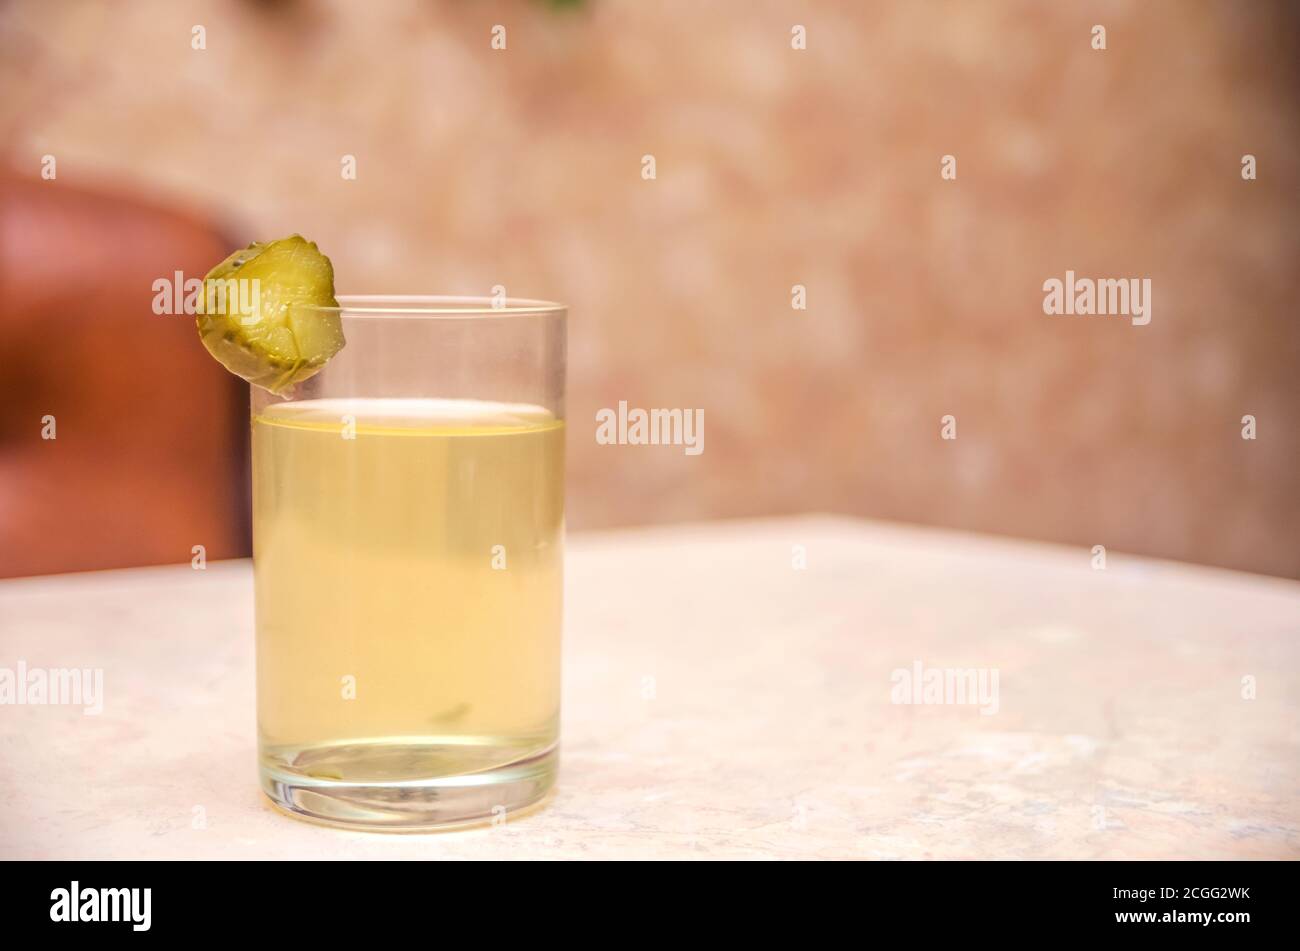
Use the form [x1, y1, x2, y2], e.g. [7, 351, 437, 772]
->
[1, 516, 1296, 859]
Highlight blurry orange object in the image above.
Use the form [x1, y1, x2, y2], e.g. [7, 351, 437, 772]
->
[0, 174, 249, 578]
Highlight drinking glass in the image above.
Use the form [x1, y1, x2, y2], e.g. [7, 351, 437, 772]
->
[251, 295, 565, 830]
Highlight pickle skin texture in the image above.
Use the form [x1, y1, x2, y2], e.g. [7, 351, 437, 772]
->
[195, 235, 344, 395]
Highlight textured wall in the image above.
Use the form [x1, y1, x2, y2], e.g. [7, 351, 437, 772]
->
[2, 0, 1297, 576]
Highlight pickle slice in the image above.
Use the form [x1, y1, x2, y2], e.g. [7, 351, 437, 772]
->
[195, 235, 344, 394]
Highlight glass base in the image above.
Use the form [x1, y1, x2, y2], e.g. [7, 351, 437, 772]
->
[260, 741, 558, 832]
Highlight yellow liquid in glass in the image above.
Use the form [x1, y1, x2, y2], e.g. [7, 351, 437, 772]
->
[252, 398, 563, 785]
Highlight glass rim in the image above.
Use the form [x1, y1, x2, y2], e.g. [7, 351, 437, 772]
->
[305, 294, 566, 319]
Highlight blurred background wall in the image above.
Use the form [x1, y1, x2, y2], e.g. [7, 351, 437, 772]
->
[1, 0, 1297, 578]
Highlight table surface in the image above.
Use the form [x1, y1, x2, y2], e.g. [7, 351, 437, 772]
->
[1, 516, 1297, 860]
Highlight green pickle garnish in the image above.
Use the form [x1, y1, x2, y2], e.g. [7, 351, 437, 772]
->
[195, 235, 344, 394]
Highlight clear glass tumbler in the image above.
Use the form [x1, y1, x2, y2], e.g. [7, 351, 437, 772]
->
[251, 295, 565, 830]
